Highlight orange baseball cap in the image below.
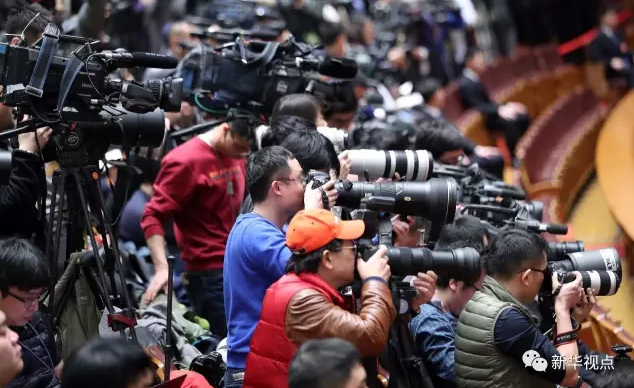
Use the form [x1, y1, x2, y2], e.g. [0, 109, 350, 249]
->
[286, 209, 366, 254]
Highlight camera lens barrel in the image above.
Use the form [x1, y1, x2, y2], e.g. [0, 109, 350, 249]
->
[563, 248, 622, 280]
[547, 241, 584, 262]
[563, 270, 620, 296]
[385, 246, 481, 281]
[347, 150, 434, 181]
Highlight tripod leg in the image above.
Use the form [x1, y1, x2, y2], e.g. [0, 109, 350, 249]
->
[48, 171, 67, 317]
[90, 173, 138, 342]
[46, 171, 59, 311]
[71, 170, 117, 317]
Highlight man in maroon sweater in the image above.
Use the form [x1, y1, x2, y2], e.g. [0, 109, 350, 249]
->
[141, 119, 252, 337]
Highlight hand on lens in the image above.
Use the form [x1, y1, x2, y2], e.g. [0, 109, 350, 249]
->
[572, 288, 597, 323]
[338, 151, 351, 179]
[553, 271, 583, 312]
[357, 245, 391, 282]
[392, 215, 419, 247]
[304, 179, 338, 209]
[411, 271, 437, 308]
[18, 127, 53, 153]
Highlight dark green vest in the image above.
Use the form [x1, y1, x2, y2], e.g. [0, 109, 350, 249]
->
[454, 276, 557, 388]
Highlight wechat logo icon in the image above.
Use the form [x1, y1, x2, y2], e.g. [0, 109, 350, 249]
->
[523, 350, 548, 372]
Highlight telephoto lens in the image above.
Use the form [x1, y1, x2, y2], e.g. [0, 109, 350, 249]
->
[346, 149, 434, 181]
[316, 127, 348, 151]
[335, 178, 458, 226]
[553, 248, 622, 280]
[366, 246, 481, 280]
[561, 270, 621, 296]
[547, 241, 584, 262]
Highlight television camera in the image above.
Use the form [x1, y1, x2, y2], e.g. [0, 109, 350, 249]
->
[177, 35, 358, 116]
[0, 24, 184, 345]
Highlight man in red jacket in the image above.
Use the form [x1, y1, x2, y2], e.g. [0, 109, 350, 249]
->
[244, 209, 437, 388]
[141, 119, 252, 337]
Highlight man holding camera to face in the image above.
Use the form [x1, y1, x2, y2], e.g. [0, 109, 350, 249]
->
[455, 230, 596, 388]
[243, 208, 436, 388]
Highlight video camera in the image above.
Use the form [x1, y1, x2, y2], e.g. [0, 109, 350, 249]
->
[177, 36, 358, 116]
[0, 24, 183, 167]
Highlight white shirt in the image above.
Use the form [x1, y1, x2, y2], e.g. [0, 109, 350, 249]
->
[463, 68, 480, 82]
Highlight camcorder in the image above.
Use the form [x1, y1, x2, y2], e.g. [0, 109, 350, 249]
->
[0, 23, 183, 168]
[177, 35, 358, 116]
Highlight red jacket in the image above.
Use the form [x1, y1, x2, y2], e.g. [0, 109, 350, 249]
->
[244, 273, 347, 388]
[141, 137, 245, 271]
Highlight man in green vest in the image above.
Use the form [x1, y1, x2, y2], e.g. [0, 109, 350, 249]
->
[455, 230, 596, 388]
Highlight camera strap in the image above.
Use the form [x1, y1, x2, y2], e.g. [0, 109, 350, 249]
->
[26, 23, 60, 98]
[56, 50, 86, 112]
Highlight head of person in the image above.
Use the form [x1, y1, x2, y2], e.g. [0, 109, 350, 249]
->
[0, 309, 22, 385]
[600, 7, 619, 30]
[483, 230, 548, 305]
[289, 338, 367, 388]
[433, 216, 489, 315]
[0, 238, 50, 327]
[62, 338, 155, 388]
[248, 146, 305, 215]
[419, 78, 446, 108]
[261, 115, 317, 149]
[272, 94, 327, 127]
[281, 131, 341, 180]
[413, 117, 469, 160]
[315, 82, 359, 130]
[168, 21, 195, 60]
[5, 1, 52, 46]
[212, 118, 254, 159]
[285, 209, 365, 289]
[465, 49, 486, 75]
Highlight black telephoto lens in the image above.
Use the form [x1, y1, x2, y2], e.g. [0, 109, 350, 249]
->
[547, 241, 584, 262]
[384, 246, 481, 281]
[112, 108, 167, 148]
[144, 77, 184, 112]
[562, 270, 621, 296]
[335, 178, 457, 226]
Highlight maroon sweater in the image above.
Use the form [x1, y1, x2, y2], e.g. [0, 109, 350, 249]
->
[141, 137, 246, 271]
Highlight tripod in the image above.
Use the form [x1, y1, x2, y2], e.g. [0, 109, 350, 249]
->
[46, 163, 138, 341]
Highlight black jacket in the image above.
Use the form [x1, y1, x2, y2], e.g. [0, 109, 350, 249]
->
[8, 312, 60, 388]
[458, 76, 499, 119]
[0, 149, 46, 248]
[589, 30, 633, 79]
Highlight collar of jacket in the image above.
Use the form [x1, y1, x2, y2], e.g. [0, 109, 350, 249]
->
[297, 272, 345, 306]
[480, 276, 539, 324]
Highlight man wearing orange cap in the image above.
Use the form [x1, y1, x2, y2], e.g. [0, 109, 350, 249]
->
[243, 209, 436, 388]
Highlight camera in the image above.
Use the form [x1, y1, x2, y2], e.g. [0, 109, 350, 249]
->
[542, 248, 622, 297]
[346, 149, 434, 182]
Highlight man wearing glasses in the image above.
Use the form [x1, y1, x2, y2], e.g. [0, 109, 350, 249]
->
[454, 229, 595, 388]
[409, 216, 488, 388]
[0, 238, 62, 388]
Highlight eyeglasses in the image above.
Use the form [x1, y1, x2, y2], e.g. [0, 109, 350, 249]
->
[7, 292, 40, 308]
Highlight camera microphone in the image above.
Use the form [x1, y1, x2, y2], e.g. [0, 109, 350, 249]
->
[481, 184, 526, 200]
[295, 56, 358, 79]
[95, 52, 179, 69]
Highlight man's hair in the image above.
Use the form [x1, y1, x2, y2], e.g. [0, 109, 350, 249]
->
[464, 48, 482, 65]
[289, 338, 362, 388]
[5, 0, 53, 37]
[418, 78, 443, 103]
[228, 117, 255, 141]
[0, 237, 50, 296]
[272, 94, 323, 124]
[247, 146, 295, 203]
[413, 117, 473, 158]
[314, 81, 358, 118]
[261, 115, 317, 148]
[62, 338, 154, 388]
[599, 6, 618, 19]
[286, 239, 342, 275]
[434, 216, 488, 288]
[483, 229, 548, 279]
[281, 131, 341, 178]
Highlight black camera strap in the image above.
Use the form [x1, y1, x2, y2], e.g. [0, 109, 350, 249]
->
[26, 23, 60, 98]
[57, 50, 87, 112]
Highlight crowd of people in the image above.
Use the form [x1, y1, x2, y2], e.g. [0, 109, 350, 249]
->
[0, 0, 634, 388]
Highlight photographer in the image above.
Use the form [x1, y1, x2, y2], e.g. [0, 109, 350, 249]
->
[455, 230, 593, 388]
[243, 209, 399, 388]
[0, 238, 62, 388]
[141, 119, 252, 337]
[288, 339, 367, 388]
[409, 216, 488, 388]
[224, 146, 338, 388]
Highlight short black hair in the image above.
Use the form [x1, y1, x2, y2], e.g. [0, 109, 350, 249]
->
[599, 6, 619, 18]
[62, 338, 155, 388]
[418, 78, 443, 103]
[261, 115, 317, 148]
[464, 48, 482, 65]
[413, 117, 473, 158]
[281, 131, 341, 178]
[229, 116, 255, 141]
[286, 239, 342, 275]
[483, 229, 548, 279]
[272, 94, 323, 124]
[314, 81, 358, 118]
[247, 146, 295, 203]
[5, 1, 53, 39]
[0, 237, 50, 296]
[434, 216, 488, 288]
[289, 338, 362, 388]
